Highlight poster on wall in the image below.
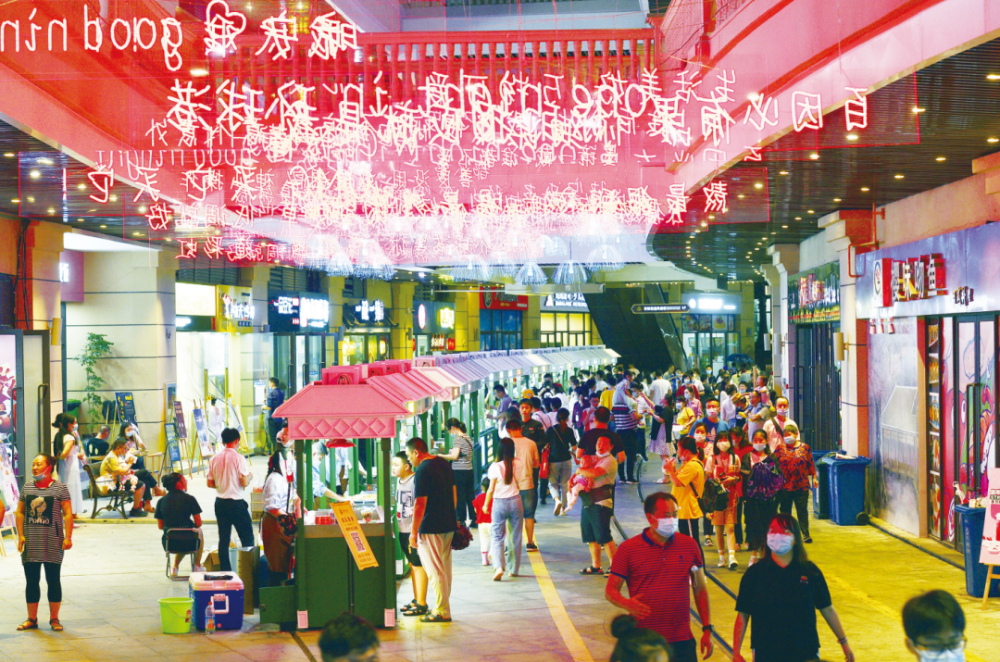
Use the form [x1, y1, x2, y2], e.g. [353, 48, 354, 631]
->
[192, 408, 214, 459]
[982, 468, 1000, 566]
[115, 392, 137, 430]
[0, 437, 18, 512]
[789, 262, 840, 324]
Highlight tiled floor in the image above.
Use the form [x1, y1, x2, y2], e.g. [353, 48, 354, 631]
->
[2, 459, 997, 662]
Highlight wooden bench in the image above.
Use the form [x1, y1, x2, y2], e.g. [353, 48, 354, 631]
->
[84, 465, 129, 520]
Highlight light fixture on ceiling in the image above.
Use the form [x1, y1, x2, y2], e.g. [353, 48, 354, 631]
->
[936, 156, 947, 162]
[795, 216, 802, 220]
[779, 170, 789, 175]
[987, 74, 1000, 81]
[77, 183, 87, 190]
[912, 106, 925, 113]
[861, 187, 870, 192]
[29, 170, 40, 179]
[110, 194, 118, 201]
[99, 224, 107, 228]
[3, 152, 14, 158]
[737, 194, 745, 199]
[191, 68, 209, 77]
[834, 198, 842, 202]
[77, 218, 84, 222]
[989, 137, 999, 144]
[782, 225, 788, 228]
[807, 209, 815, 214]
[754, 182, 764, 189]
[894, 174, 905, 179]
[809, 153, 819, 160]
[846, 134, 859, 141]
[11, 198, 19, 203]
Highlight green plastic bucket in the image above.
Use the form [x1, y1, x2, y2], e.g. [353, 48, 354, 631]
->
[159, 597, 194, 634]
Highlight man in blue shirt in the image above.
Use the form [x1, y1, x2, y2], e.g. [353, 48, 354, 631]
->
[696, 398, 729, 447]
[264, 377, 285, 453]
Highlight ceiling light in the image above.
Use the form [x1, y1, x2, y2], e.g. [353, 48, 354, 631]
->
[29, 170, 40, 179]
[132, 231, 143, 237]
[809, 153, 819, 160]
[894, 174, 905, 179]
[3, 152, 14, 158]
[77, 183, 87, 190]
[807, 210, 815, 214]
[47, 208, 55, 215]
[779, 171, 789, 176]
[700, 221, 708, 227]
[834, 198, 842, 202]
[782, 225, 788, 228]
[708, 215, 715, 220]
[11, 198, 19, 203]
[99, 224, 107, 228]
[77, 218, 84, 222]
[989, 138, 999, 144]
[912, 106, 925, 113]
[846, 134, 859, 141]
[754, 247, 760, 251]
[988, 74, 1000, 81]
[861, 187, 870, 192]
[754, 182, 764, 190]
[936, 156, 946, 162]
[38, 158, 53, 166]
[138, 205, 147, 213]
[795, 216, 802, 220]
[737, 194, 745, 199]
[190, 67, 209, 77]
[110, 194, 118, 201]
[27, 196, 34, 203]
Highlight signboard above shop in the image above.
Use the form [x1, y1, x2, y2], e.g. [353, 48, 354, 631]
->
[632, 303, 690, 314]
[269, 291, 330, 332]
[542, 292, 589, 311]
[855, 222, 1000, 319]
[684, 292, 741, 313]
[216, 285, 255, 332]
[789, 262, 840, 324]
[480, 287, 528, 310]
[413, 301, 457, 335]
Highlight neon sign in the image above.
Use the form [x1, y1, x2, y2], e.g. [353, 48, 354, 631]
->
[271, 294, 329, 329]
[355, 300, 385, 324]
[220, 292, 255, 327]
[873, 255, 946, 308]
[438, 307, 455, 329]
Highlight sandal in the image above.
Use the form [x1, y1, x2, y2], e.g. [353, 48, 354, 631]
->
[402, 599, 417, 611]
[17, 618, 38, 631]
[49, 619, 63, 632]
[419, 613, 452, 623]
[580, 566, 603, 575]
[401, 603, 428, 617]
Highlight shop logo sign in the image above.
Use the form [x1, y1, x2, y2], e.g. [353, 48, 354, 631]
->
[874, 254, 946, 308]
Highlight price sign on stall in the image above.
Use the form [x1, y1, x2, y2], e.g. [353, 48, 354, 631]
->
[331, 502, 379, 570]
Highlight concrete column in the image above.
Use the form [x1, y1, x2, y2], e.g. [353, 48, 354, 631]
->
[66, 250, 177, 449]
[523, 295, 541, 349]
[765, 244, 799, 393]
[27, 223, 68, 421]
[454, 291, 480, 352]
[390, 281, 414, 359]
[236, 267, 272, 447]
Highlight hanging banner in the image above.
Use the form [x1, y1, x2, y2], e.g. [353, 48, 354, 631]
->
[331, 502, 379, 570]
[789, 262, 841, 324]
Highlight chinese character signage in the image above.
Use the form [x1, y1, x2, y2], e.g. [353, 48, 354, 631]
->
[269, 291, 330, 332]
[854, 223, 1000, 319]
[789, 262, 840, 324]
[346, 299, 386, 327]
[542, 293, 589, 311]
[480, 288, 529, 311]
[413, 301, 456, 335]
[216, 286, 255, 332]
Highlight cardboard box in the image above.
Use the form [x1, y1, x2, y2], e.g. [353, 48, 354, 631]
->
[205, 550, 222, 572]
[237, 546, 260, 614]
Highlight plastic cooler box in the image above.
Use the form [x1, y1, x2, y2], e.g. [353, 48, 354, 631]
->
[189, 572, 245, 631]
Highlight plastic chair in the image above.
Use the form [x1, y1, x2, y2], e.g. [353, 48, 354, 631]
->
[165, 528, 201, 580]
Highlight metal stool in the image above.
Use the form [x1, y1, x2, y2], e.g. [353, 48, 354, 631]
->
[164, 528, 201, 580]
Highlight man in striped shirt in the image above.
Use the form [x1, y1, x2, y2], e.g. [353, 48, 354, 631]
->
[607, 492, 714, 662]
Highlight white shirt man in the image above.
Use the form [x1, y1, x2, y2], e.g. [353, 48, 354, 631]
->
[207, 429, 254, 572]
[649, 375, 672, 405]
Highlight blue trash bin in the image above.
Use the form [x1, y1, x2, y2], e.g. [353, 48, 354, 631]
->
[954, 505, 1000, 598]
[828, 457, 872, 525]
[812, 451, 834, 520]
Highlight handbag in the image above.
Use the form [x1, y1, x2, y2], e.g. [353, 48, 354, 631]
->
[539, 446, 551, 480]
[451, 522, 473, 550]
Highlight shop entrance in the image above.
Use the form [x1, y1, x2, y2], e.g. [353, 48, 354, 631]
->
[928, 316, 997, 543]
[0, 330, 51, 483]
[792, 323, 841, 451]
[273, 333, 327, 395]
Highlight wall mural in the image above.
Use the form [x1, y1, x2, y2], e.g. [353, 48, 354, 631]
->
[867, 317, 920, 535]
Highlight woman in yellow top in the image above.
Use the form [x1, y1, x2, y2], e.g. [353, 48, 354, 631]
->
[664, 436, 706, 552]
[673, 396, 697, 439]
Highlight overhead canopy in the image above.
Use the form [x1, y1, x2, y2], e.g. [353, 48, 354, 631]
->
[273, 383, 409, 440]
[414, 366, 466, 401]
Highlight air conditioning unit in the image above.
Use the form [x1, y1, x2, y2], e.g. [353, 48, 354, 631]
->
[322, 366, 365, 385]
[413, 356, 438, 368]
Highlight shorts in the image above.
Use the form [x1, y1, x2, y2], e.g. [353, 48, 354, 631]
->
[580, 503, 614, 545]
[711, 503, 737, 527]
[398, 532, 422, 567]
[520, 488, 538, 520]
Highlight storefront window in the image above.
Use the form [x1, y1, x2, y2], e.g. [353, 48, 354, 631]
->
[342, 335, 366, 366]
[540, 312, 591, 348]
[480, 310, 523, 351]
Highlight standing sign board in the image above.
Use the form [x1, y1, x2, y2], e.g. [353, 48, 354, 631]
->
[164, 423, 182, 464]
[192, 408, 214, 459]
[331, 502, 379, 570]
[173, 401, 188, 439]
[115, 392, 137, 428]
[981, 468, 1000, 607]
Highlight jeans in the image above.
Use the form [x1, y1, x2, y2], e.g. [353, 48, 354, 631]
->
[547, 460, 573, 508]
[454, 470, 476, 525]
[215, 498, 255, 572]
[778, 488, 812, 538]
[267, 418, 282, 454]
[491, 496, 524, 575]
[24, 562, 61, 604]
[416, 532, 454, 618]
[538, 477, 549, 504]
[135, 470, 157, 503]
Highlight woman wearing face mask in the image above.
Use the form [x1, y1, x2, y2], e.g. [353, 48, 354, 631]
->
[16, 454, 73, 632]
[672, 395, 696, 442]
[691, 423, 715, 548]
[730, 427, 752, 551]
[732, 514, 854, 662]
[705, 431, 740, 570]
[115, 423, 161, 512]
[648, 398, 675, 484]
[684, 385, 702, 419]
[663, 436, 706, 553]
[763, 396, 797, 451]
[773, 422, 817, 543]
[740, 430, 784, 566]
[53, 414, 86, 520]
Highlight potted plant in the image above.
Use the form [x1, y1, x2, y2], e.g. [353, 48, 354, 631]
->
[73, 333, 115, 433]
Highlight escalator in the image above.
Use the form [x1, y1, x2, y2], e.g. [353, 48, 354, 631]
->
[584, 285, 686, 372]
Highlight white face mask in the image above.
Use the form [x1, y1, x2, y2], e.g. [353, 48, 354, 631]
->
[706, 408, 719, 418]
[776, 408, 789, 417]
[738, 387, 747, 394]
[916, 647, 964, 662]
[694, 433, 706, 443]
[767, 532, 795, 555]
[676, 402, 684, 411]
[784, 436, 796, 445]
[753, 442, 767, 452]
[654, 517, 678, 538]
[597, 450, 611, 458]
[717, 442, 730, 453]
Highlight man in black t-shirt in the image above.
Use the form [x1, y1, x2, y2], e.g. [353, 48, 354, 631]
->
[577, 407, 626, 468]
[516, 400, 548, 508]
[407, 437, 457, 623]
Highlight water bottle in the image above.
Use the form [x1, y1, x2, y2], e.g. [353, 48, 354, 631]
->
[205, 602, 216, 634]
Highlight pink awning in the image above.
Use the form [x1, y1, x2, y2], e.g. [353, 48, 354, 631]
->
[272, 382, 408, 440]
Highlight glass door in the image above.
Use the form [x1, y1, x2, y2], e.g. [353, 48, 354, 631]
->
[0, 330, 51, 484]
[306, 335, 325, 384]
[273, 334, 294, 395]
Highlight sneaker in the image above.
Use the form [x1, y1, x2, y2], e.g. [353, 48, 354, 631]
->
[170, 567, 179, 577]
[526, 543, 538, 552]
[128, 509, 147, 518]
[193, 565, 206, 573]
[728, 554, 738, 571]
[704, 536, 714, 547]
[554, 502, 564, 517]
[716, 556, 726, 568]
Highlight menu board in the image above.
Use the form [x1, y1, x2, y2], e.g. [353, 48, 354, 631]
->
[172, 401, 187, 439]
[981, 468, 1000, 566]
[115, 392, 137, 428]
[165, 423, 182, 464]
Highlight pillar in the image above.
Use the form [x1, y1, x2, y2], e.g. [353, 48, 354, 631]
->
[27, 223, 68, 425]
[390, 281, 415, 360]
[764, 243, 799, 394]
[454, 291, 480, 352]
[523, 295, 541, 349]
[238, 266, 271, 447]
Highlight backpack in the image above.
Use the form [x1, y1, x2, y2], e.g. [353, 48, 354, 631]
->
[690, 461, 728, 513]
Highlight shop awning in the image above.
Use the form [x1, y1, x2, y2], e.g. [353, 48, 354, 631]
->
[273, 382, 409, 440]
[444, 360, 487, 390]
[414, 366, 465, 402]
[367, 372, 442, 414]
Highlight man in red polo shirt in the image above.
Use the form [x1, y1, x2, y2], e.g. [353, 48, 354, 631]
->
[606, 492, 714, 662]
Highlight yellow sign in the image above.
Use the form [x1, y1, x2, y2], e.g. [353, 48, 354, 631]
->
[331, 502, 379, 570]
